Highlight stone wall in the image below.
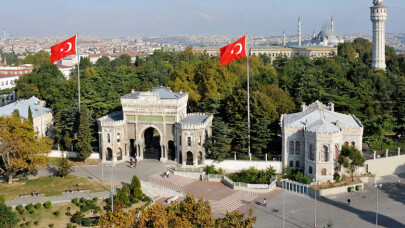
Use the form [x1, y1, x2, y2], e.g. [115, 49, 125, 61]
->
[365, 154, 405, 180]
[204, 159, 282, 173]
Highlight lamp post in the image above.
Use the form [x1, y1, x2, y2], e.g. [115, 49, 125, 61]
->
[98, 131, 104, 182]
[108, 162, 116, 213]
[312, 178, 318, 228]
[282, 179, 285, 228]
[374, 183, 382, 227]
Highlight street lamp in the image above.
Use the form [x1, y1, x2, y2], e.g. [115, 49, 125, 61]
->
[98, 131, 104, 182]
[374, 183, 382, 227]
[282, 179, 285, 228]
[312, 178, 318, 228]
[108, 162, 116, 213]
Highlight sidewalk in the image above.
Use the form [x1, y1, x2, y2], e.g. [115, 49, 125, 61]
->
[6, 191, 110, 207]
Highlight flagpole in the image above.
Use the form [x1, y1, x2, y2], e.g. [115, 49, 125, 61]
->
[77, 34, 81, 110]
[246, 34, 251, 161]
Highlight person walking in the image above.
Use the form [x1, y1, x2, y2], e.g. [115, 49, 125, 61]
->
[129, 158, 133, 168]
[263, 198, 267, 207]
[347, 197, 351, 206]
[397, 179, 400, 186]
[134, 157, 137, 168]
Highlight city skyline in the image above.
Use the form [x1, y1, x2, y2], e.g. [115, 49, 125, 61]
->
[1, 0, 405, 37]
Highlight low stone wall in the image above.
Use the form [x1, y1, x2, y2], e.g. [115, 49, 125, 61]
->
[308, 183, 364, 197]
[205, 159, 282, 173]
[48, 150, 100, 160]
[365, 154, 405, 180]
[173, 171, 202, 180]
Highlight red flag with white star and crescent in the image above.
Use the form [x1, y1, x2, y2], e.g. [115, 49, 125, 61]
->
[220, 35, 246, 66]
[50, 35, 77, 63]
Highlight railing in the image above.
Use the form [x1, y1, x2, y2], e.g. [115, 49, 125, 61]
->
[174, 167, 204, 173]
[220, 153, 282, 161]
[281, 179, 310, 196]
[366, 147, 405, 160]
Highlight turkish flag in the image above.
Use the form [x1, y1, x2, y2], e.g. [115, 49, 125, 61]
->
[50, 35, 77, 63]
[220, 36, 246, 66]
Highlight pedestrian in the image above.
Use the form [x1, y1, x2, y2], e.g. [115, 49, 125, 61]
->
[263, 198, 267, 207]
[397, 179, 401, 186]
[129, 158, 133, 168]
[165, 170, 170, 178]
[347, 197, 351, 206]
[134, 157, 137, 168]
[22, 216, 26, 221]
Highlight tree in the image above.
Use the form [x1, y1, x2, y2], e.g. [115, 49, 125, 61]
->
[28, 105, 33, 126]
[98, 209, 136, 228]
[338, 145, 366, 181]
[130, 175, 141, 192]
[56, 153, 73, 178]
[363, 114, 395, 150]
[204, 118, 233, 161]
[76, 105, 93, 161]
[0, 202, 19, 228]
[0, 115, 52, 184]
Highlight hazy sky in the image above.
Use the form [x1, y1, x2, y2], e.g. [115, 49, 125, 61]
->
[1, 0, 404, 37]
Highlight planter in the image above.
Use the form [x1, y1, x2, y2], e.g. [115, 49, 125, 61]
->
[355, 185, 362, 191]
[348, 186, 355, 192]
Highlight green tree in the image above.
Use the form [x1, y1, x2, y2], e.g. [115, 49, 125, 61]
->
[23, 50, 51, 67]
[0, 202, 19, 228]
[56, 153, 73, 178]
[204, 118, 233, 161]
[95, 56, 111, 67]
[338, 145, 366, 181]
[28, 105, 33, 126]
[0, 115, 52, 184]
[130, 175, 141, 192]
[76, 105, 92, 161]
[363, 114, 395, 150]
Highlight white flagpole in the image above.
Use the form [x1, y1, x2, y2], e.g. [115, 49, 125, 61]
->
[76, 34, 80, 110]
[246, 34, 251, 161]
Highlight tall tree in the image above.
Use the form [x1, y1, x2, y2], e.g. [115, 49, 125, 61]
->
[338, 145, 366, 181]
[28, 105, 33, 126]
[56, 153, 73, 178]
[76, 105, 93, 161]
[204, 118, 233, 161]
[0, 115, 52, 184]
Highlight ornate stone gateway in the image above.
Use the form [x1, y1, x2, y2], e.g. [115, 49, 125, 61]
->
[97, 87, 213, 166]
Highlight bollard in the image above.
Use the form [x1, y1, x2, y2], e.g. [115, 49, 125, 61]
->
[386, 149, 388, 158]
[234, 153, 236, 161]
[399, 147, 401, 156]
[374, 151, 376, 160]
[265, 153, 268, 161]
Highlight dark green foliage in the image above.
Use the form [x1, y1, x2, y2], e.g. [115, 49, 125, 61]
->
[81, 218, 91, 227]
[44, 201, 51, 209]
[12, 109, 20, 118]
[76, 105, 92, 161]
[116, 185, 130, 204]
[53, 211, 60, 216]
[133, 188, 143, 199]
[333, 173, 341, 182]
[283, 167, 311, 184]
[205, 165, 224, 175]
[204, 118, 232, 161]
[49, 224, 54, 228]
[34, 203, 41, 209]
[0, 202, 19, 227]
[72, 198, 78, 204]
[28, 106, 33, 126]
[338, 145, 366, 181]
[34, 221, 39, 225]
[56, 155, 73, 177]
[25, 203, 34, 211]
[227, 167, 275, 184]
[130, 175, 141, 192]
[79, 197, 85, 203]
[16, 205, 23, 212]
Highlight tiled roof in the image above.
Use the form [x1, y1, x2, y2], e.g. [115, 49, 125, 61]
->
[282, 101, 362, 133]
[121, 87, 187, 100]
[181, 114, 210, 124]
[0, 96, 52, 119]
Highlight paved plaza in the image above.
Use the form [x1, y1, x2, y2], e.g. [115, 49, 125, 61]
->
[6, 159, 405, 228]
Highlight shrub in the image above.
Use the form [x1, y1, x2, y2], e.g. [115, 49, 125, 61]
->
[34, 203, 42, 209]
[355, 185, 362, 191]
[49, 224, 54, 228]
[72, 198, 78, 204]
[16, 205, 24, 211]
[25, 221, 31, 226]
[26, 203, 34, 211]
[79, 197, 85, 203]
[144, 196, 152, 202]
[92, 218, 100, 225]
[67, 223, 73, 228]
[66, 212, 72, 216]
[116, 188, 130, 204]
[71, 212, 83, 224]
[44, 201, 51, 209]
[34, 221, 39, 225]
[81, 218, 91, 227]
[333, 173, 341, 182]
[206, 165, 217, 174]
[54, 211, 60, 216]
[130, 175, 141, 192]
[133, 188, 143, 199]
[217, 168, 224, 175]
[227, 166, 276, 184]
[348, 186, 355, 192]
[29, 210, 35, 214]
[92, 197, 98, 202]
[0, 195, 5, 203]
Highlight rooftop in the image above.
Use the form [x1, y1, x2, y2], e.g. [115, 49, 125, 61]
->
[181, 114, 210, 124]
[121, 87, 188, 100]
[102, 112, 123, 122]
[0, 96, 52, 119]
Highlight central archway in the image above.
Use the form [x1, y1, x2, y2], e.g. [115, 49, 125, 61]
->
[143, 127, 161, 160]
[186, 151, 193, 165]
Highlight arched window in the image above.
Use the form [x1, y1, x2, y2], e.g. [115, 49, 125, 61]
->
[309, 166, 313, 174]
[334, 144, 339, 161]
[295, 161, 300, 168]
[351, 142, 355, 147]
[289, 141, 294, 155]
[321, 145, 329, 162]
[117, 133, 120, 143]
[107, 133, 110, 143]
[289, 160, 294, 167]
[309, 144, 315, 161]
[295, 141, 301, 155]
[321, 168, 327, 176]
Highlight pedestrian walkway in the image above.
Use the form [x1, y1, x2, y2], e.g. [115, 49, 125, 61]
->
[149, 172, 197, 192]
[6, 191, 110, 207]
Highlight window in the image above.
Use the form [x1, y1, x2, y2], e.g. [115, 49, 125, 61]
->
[289, 141, 294, 155]
[107, 133, 110, 143]
[334, 144, 339, 161]
[295, 141, 301, 155]
[289, 160, 294, 167]
[321, 145, 329, 162]
[309, 144, 315, 161]
[198, 136, 201, 146]
[321, 168, 327, 176]
[117, 133, 120, 143]
[295, 161, 300, 168]
[351, 142, 355, 147]
[309, 166, 313, 174]
[187, 137, 191, 147]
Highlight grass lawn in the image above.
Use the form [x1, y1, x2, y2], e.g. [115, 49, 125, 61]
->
[0, 175, 113, 201]
[47, 157, 100, 166]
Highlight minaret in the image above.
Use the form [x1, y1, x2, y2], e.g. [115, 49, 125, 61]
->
[313, 29, 316, 39]
[331, 16, 334, 32]
[283, 29, 286, 46]
[298, 16, 302, 46]
[370, 0, 387, 70]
